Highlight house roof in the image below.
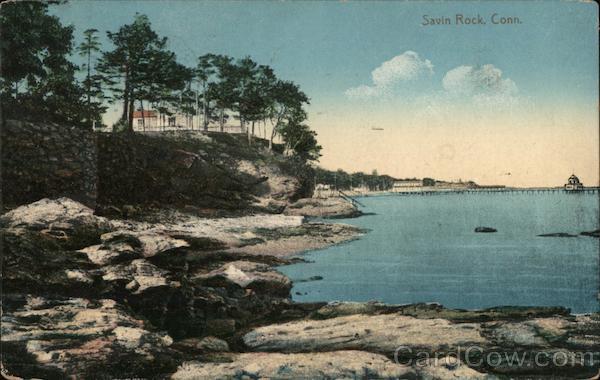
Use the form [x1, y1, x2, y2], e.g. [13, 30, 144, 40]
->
[133, 110, 157, 118]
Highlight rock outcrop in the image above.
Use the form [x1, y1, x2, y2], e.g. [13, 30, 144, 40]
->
[1, 197, 110, 249]
[1, 197, 357, 378]
[193, 260, 292, 297]
[172, 351, 416, 379]
[1, 296, 177, 379]
[243, 308, 600, 377]
[284, 197, 362, 218]
[96, 132, 313, 212]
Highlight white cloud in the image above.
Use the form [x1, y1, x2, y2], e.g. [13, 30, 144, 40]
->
[372, 51, 434, 86]
[442, 64, 517, 97]
[345, 51, 434, 99]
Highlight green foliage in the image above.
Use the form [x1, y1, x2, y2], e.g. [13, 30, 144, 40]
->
[0, 2, 89, 126]
[315, 168, 397, 191]
[77, 28, 106, 128]
[1, 5, 322, 159]
[98, 14, 191, 132]
[423, 177, 436, 186]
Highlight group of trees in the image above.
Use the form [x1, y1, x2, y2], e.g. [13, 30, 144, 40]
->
[315, 168, 398, 191]
[0, 2, 104, 126]
[0, 3, 320, 161]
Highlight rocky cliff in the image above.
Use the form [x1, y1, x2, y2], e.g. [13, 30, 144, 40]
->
[1, 198, 360, 378]
[1, 120, 317, 214]
[96, 131, 315, 214]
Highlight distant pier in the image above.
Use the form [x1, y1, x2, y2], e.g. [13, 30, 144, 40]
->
[390, 187, 600, 196]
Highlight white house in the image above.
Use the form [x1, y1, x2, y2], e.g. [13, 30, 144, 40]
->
[132, 110, 192, 132]
[392, 180, 423, 193]
[132, 109, 244, 133]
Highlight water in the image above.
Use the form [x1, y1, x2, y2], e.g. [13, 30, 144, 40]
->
[280, 192, 600, 313]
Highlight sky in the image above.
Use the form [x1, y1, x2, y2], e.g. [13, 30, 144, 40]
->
[52, 0, 599, 187]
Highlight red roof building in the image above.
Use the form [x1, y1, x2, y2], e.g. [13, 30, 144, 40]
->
[132, 110, 157, 119]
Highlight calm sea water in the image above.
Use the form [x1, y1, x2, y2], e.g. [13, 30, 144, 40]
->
[280, 192, 600, 313]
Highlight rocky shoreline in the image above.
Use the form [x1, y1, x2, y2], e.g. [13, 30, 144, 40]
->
[2, 198, 599, 379]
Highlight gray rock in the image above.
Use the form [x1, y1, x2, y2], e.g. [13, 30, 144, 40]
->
[1, 296, 176, 378]
[538, 232, 578, 237]
[193, 260, 291, 297]
[284, 197, 362, 218]
[171, 351, 416, 379]
[243, 312, 600, 376]
[244, 313, 487, 354]
[474, 227, 497, 233]
[0, 198, 110, 249]
[173, 336, 230, 353]
[581, 229, 600, 238]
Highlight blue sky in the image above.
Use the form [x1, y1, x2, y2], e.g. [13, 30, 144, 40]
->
[51, 1, 599, 186]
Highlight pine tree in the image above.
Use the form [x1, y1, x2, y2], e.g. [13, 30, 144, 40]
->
[77, 28, 104, 128]
[98, 14, 188, 132]
[0, 2, 90, 126]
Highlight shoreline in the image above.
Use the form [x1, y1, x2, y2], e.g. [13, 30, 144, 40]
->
[2, 197, 599, 378]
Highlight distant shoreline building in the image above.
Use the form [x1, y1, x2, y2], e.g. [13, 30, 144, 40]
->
[564, 174, 584, 191]
[393, 180, 422, 192]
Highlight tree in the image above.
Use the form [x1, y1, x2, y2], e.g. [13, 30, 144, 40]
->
[0, 1, 89, 126]
[77, 28, 105, 128]
[247, 64, 277, 138]
[196, 54, 218, 131]
[267, 80, 309, 150]
[207, 55, 236, 132]
[230, 57, 259, 143]
[423, 177, 436, 186]
[280, 118, 321, 161]
[98, 14, 187, 132]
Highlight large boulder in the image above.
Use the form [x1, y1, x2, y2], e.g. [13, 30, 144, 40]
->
[243, 313, 486, 354]
[78, 230, 190, 266]
[171, 351, 416, 379]
[2, 230, 100, 298]
[102, 259, 179, 295]
[243, 312, 600, 377]
[194, 260, 291, 297]
[0, 197, 110, 249]
[284, 197, 362, 218]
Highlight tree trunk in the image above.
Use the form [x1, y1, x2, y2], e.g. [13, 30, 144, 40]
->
[269, 127, 276, 150]
[86, 45, 92, 129]
[203, 82, 209, 132]
[139, 99, 145, 132]
[244, 118, 251, 145]
[121, 67, 130, 126]
[219, 108, 224, 132]
[127, 96, 134, 133]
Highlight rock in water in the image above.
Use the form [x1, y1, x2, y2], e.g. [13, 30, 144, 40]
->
[474, 227, 497, 233]
[537, 232, 578, 238]
[580, 229, 600, 238]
